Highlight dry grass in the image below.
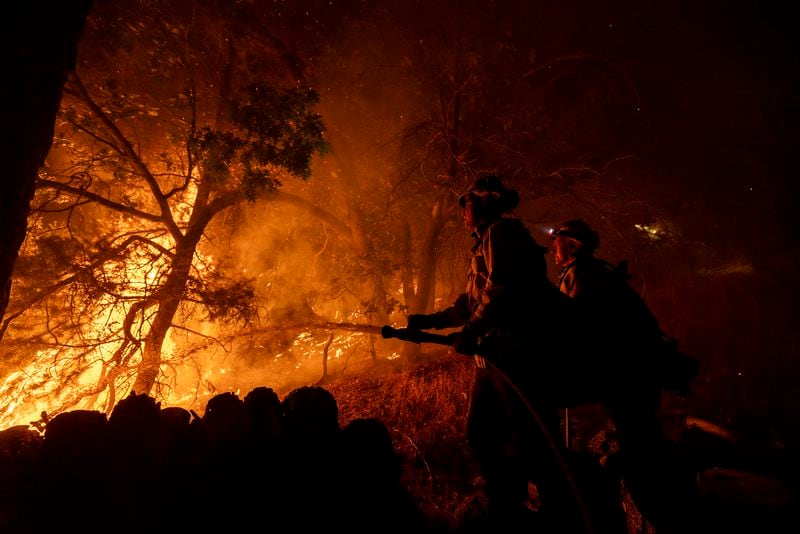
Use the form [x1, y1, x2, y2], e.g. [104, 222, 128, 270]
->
[320, 350, 669, 534]
[323, 348, 483, 526]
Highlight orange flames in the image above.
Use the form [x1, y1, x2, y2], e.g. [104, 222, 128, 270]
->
[1, 324, 380, 430]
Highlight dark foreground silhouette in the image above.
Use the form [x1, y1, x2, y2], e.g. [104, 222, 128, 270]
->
[0, 386, 428, 534]
[1, 385, 797, 534]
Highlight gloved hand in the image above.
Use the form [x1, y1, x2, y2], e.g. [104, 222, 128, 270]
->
[451, 325, 482, 356]
[407, 313, 436, 330]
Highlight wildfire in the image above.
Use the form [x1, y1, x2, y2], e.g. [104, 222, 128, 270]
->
[0, 176, 366, 430]
[634, 222, 666, 241]
[1, 323, 378, 430]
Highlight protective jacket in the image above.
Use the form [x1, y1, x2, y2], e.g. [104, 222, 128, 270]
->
[558, 256, 697, 397]
[424, 217, 558, 370]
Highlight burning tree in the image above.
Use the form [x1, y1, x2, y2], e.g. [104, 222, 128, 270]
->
[0, 2, 328, 425]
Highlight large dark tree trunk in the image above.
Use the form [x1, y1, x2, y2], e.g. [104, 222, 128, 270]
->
[0, 2, 93, 325]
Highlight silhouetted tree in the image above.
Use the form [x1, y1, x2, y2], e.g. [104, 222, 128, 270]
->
[0, 2, 92, 325]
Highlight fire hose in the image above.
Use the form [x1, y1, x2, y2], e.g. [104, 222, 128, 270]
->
[381, 324, 596, 534]
[380, 325, 458, 346]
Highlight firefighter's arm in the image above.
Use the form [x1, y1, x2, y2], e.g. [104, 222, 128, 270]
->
[407, 293, 471, 330]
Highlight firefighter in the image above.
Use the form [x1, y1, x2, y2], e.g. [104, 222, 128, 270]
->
[550, 219, 701, 534]
[407, 175, 582, 532]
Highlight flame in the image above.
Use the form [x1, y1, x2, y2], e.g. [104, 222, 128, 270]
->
[634, 223, 665, 241]
[2, 166, 393, 430]
[1, 314, 377, 430]
[1, 180, 206, 427]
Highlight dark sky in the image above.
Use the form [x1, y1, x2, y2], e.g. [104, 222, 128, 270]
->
[546, 0, 799, 271]
[619, 2, 797, 245]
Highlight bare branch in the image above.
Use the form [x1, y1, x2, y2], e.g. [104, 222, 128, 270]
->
[0, 234, 173, 341]
[67, 71, 184, 239]
[37, 177, 163, 222]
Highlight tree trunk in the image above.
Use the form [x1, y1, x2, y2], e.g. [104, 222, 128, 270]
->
[131, 236, 199, 394]
[0, 2, 92, 325]
[413, 192, 450, 314]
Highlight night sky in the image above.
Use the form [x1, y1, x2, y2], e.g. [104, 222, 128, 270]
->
[533, 1, 797, 252]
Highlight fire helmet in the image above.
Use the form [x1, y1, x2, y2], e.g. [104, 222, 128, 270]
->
[550, 219, 600, 251]
[457, 175, 520, 213]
